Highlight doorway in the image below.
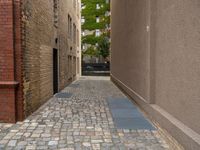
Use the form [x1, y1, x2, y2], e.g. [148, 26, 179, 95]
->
[53, 48, 58, 94]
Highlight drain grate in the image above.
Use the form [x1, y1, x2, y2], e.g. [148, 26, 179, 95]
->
[55, 92, 72, 98]
[68, 84, 79, 88]
[107, 97, 156, 130]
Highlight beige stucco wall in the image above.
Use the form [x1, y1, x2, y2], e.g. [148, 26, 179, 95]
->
[111, 0, 150, 102]
[151, 0, 200, 135]
[111, 0, 200, 149]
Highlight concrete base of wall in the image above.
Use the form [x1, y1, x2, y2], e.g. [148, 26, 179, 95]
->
[111, 74, 200, 150]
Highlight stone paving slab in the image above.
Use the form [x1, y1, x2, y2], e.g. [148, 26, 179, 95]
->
[68, 84, 80, 88]
[0, 76, 170, 150]
[55, 92, 73, 98]
[111, 109, 143, 118]
[107, 97, 156, 130]
[107, 98, 137, 109]
[113, 118, 156, 130]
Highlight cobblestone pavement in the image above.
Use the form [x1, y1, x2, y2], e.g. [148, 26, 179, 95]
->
[0, 77, 170, 150]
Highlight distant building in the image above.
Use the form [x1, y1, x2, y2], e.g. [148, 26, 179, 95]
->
[0, 0, 81, 122]
[81, 0, 110, 63]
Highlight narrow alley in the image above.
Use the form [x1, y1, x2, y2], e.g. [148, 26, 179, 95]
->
[0, 0, 200, 149]
[0, 77, 170, 150]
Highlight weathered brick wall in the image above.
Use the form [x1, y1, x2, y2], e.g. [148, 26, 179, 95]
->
[0, 0, 81, 122]
[58, 0, 81, 89]
[22, 0, 54, 117]
[0, 0, 16, 122]
[21, 0, 81, 117]
[58, 0, 70, 89]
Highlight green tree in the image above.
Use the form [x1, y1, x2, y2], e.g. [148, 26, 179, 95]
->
[82, 0, 110, 31]
[83, 46, 99, 57]
[81, 0, 110, 62]
[97, 37, 110, 59]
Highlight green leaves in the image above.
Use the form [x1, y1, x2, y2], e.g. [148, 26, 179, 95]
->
[83, 36, 110, 59]
[82, 0, 110, 31]
[82, 34, 103, 45]
[97, 37, 110, 59]
[82, 0, 110, 59]
[82, 46, 99, 57]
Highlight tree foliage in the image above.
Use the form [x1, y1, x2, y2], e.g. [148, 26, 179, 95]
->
[81, 0, 110, 59]
[82, 0, 110, 30]
[82, 46, 99, 57]
[97, 37, 110, 59]
[82, 34, 103, 45]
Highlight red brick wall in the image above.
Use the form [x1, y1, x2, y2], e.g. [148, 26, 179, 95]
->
[0, 0, 80, 122]
[0, 88, 16, 122]
[14, 0, 24, 121]
[0, 0, 23, 123]
[0, 0, 17, 122]
[0, 0, 14, 81]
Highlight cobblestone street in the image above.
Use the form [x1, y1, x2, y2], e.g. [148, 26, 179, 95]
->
[0, 77, 170, 150]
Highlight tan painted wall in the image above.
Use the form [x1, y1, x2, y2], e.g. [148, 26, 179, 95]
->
[151, 0, 200, 134]
[111, 0, 200, 149]
[111, 0, 150, 102]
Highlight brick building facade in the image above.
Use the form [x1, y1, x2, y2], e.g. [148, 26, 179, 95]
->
[0, 0, 81, 123]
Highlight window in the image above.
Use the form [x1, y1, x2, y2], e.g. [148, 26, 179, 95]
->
[73, 56, 76, 76]
[81, 16, 85, 24]
[73, 0, 76, 8]
[82, 44, 86, 50]
[82, 31, 85, 36]
[68, 55, 72, 79]
[68, 15, 70, 37]
[70, 18, 72, 39]
[77, 1, 80, 18]
[73, 23, 76, 44]
[77, 29, 79, 46]
[53, 0, 58, 27]
[96, 16, 100, 23]
[96, 4, 100, 9]
[95, 29, 101, 37]
[77, 57, 80, 74]
[81, 3, 86, 9]
[105, 11, 110, 17]
[68, 15, 73, 39]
